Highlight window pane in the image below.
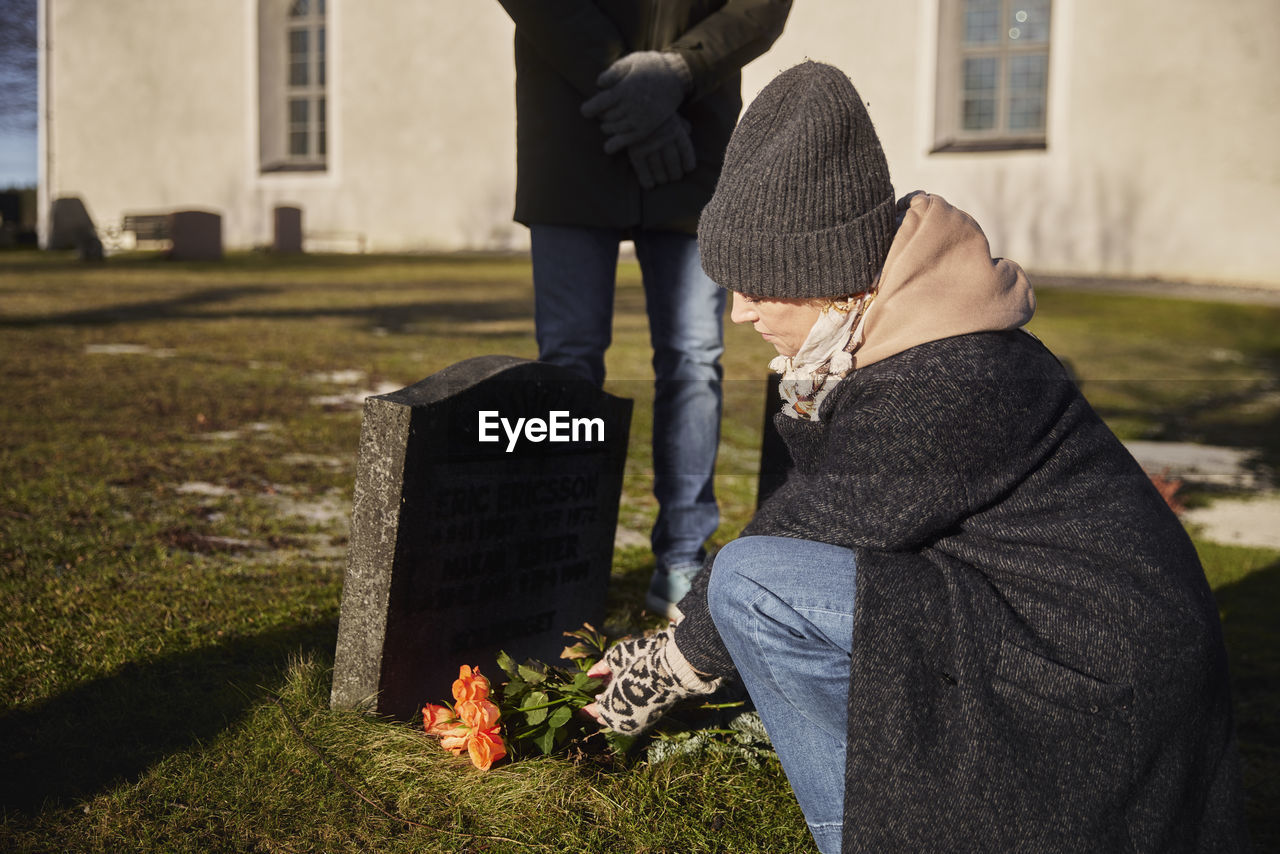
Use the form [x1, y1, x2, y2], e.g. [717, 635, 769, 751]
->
[289, 0, 309, 17]
[1008, 53, 1047, 92]
[1009, 0, 1051, 44]
[1007, 95, 1044, 130]
[318, 97, 327, 156]
[963, 56, 998, 94]
[289, 98, 309, 157]
[317, 0, 326, 14]
[318, 26, 326, 87]
[1008, 53, 1047, 130]
[289, 30, 309, 86]
[963, 96, 997, 130]
[964, 0, 1001, 44]
[962, 56, 998, 130]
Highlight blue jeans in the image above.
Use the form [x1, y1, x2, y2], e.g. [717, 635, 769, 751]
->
[707, 536, 857, 854]
[530, 224, 724, 572]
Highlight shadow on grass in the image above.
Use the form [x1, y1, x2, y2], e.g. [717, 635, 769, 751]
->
[0, 285, 280, 327]
[0, 618, 338, 814]
[1212, 558, 1280, 849]
[1090, 385, 1280, 485]
[0, 296, 536, 336]
[0, 249, 532, 275]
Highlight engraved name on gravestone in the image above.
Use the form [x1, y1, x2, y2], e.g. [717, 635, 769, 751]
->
[331, 356, 632, 720]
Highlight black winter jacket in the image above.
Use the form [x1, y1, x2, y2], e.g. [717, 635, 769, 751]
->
[497, 0, 792, 233]
[676, 330, 1248, 851]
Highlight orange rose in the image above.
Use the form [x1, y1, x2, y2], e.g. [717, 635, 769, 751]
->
[438, 723, 471, 755]
[422, 703, 457, 736]
[466, 727, 507, 771]
[452, 665, 491, 704]
[425, 665, 505, 771]
[456, 698, 500, 732]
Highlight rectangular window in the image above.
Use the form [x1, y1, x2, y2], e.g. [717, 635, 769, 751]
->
[935, 0, 1051, 152]
[288, 30, 310, 86]
[285, 1, 326, 166]
[260, 0, 327, 173]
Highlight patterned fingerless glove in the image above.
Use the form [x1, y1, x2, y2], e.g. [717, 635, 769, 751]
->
[594, 627, 723, 735]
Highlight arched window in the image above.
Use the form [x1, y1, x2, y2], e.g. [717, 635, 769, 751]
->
[934, 0, 1051, 152]
[259, 0, 327, 172]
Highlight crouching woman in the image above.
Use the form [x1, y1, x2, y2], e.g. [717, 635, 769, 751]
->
[583, 61, 1247, 853]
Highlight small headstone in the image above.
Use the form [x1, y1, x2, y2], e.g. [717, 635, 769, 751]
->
[273, 205, 303, 253]
[757, 374, 793, 507]
[77, 232, 105, 263]
[331, 356, 633, 720]
[48, 196, 97, 252]
[168, 210, 223, 261]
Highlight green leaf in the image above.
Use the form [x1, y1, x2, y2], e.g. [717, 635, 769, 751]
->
[547, 705, 572, 729]
[500, 680, 528, 710]
[571, 671, 599, 694]
[518, 662, 547, 685]
[495, 650, 518, 678]
[533, 726, 557, 755]
[603, 730, 637, 755]
[523, 691, 549, 724]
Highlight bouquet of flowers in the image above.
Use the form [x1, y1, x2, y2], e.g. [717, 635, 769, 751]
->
[421, 664, 507, 771]
[421, 624, 629, 770]
[420, 624, 768, 772]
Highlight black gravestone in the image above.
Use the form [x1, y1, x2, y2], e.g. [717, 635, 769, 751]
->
[48, 196, 101, 259]
[168, 210, 223, 261]
[331, 356, 632, 720]
[273, 205, 303, 254]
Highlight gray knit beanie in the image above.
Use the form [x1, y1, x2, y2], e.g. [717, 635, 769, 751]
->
[697, 61, 896, 299]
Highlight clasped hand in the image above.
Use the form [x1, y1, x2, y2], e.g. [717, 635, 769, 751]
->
[581, 51, 695, 187]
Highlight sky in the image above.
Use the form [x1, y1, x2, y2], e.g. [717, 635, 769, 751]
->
[0, 129, 36, 188]
[0, 0, 38, 188]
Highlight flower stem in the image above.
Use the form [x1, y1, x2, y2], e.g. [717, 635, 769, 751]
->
[513, 697, 572, 714]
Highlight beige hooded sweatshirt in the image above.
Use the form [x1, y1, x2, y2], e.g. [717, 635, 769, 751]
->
[775, 192, 1036, 418]
[853, 191, 1036, 369]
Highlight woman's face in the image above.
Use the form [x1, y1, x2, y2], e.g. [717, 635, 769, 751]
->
[730, 292, 822, 357]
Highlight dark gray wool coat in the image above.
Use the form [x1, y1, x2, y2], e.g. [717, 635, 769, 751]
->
[674, 329, 1248, 852]
[496, 0, 792, 233]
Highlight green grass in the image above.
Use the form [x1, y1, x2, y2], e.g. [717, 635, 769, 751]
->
[1, 250, 1277, 851]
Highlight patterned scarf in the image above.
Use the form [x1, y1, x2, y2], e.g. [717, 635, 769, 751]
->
[771, 292, 876, 419]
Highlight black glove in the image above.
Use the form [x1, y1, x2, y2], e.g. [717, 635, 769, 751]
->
[581, 51, 692, 154]
[627, 114, 696, 189]
[593, 627, 722, 735]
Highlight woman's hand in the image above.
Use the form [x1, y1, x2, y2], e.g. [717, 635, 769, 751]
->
[581, 628, 722, 735]
[581, 659, 612, 724]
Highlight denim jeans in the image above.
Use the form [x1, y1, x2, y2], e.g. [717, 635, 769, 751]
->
[706, 535, 857, 854]
[530, 224, 724, 572]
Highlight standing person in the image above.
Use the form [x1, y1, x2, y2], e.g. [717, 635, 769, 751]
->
[585, 61, 1247, 853]
[495, 0, 793, 619]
